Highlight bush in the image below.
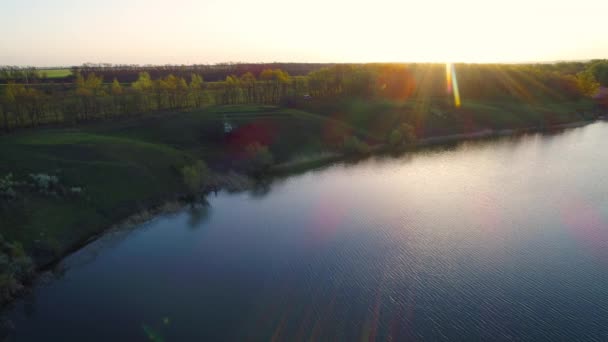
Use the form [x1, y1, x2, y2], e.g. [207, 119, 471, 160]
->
[29, 173, 59, 191]
[1, 173, 85, 202]
[244, 142, 274, 173]
[0, 173, 17, 200]
[387, 123, 416, 148]
[388, 129, 403, 147]
[0, 234, 34, 306]
[400, 123, 416, 144]
[342, 136, 370, 155]
[181, 160, 209, 193]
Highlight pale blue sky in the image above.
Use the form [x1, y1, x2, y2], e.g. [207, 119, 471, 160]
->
[1, 0, 607, 66]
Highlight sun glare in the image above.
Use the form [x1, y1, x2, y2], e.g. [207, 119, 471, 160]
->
[446, 63, 461, 107]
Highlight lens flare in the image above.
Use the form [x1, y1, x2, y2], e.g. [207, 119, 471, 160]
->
[445, 63, 452, 94]
[446, 63, 461, 107]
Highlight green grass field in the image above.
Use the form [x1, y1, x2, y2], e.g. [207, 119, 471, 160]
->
[0, 130, 192, 258]
[0, 105, 363, 264]
[0, 99, 598, 267]
[298, 97, 597, 137]
[39, 68, 72, 78]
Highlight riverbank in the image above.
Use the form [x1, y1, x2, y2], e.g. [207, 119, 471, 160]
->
[0, 103, 602, 311]
[416, 120, 592, 145]
[0, 169, 256, 316]
[7, 118, 608, 341]
[269, 120, 596, 174]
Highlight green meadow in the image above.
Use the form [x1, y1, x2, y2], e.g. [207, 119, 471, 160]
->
[39, 68, 72, 79]
[0, 105, 366, 264]
[0, 98, 597, 265]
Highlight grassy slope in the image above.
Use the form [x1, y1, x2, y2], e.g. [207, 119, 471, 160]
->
[0, 105, 362, 264]
[0, 98, 599, 266]
[0, 131, 192, 257]
[297, 97, 597, 138]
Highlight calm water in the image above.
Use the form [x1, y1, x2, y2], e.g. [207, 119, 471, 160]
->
[5, 123, 608, 341]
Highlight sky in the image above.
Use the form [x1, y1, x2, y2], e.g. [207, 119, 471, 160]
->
[1, 0, 607, 66]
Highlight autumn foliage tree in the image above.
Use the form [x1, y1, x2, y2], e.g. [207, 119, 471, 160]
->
[110, 78, 123, 115]
[132, 72, 153, 111]
[576, 71, 600, 97]
[189, 74, 205, 108]
[75, 72, 105, 120]
[260, 69, 291, 104]
[0, 62, 604, 133]
[3, 82, 45, 127]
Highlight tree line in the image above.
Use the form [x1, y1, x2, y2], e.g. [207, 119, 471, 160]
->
[0, 62, 605, 132]
[0, 63, 334, 84]
[307, 62, 604, 101]
[0, 67, 312, 130]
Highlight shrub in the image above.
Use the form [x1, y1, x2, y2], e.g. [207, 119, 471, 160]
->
[0, 234, 34, 305]
[0, 173, 17, 200]
[181, 160, 209, 193]
[29, 173, 59, 192]
[400, 123, 416, 144]
[244, 142, 274, 172]
[387, 123, 417, 148]
[388, 129, 403, 147]
[342, 136, 370, 155]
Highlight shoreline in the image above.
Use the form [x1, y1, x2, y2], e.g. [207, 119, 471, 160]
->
[269, 120, 595, 174]
[0, 118, 598, 314]
[417, 120, 592, 145]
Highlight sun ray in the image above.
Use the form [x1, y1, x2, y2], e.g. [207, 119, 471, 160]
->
[492, 65, 535, 103]
[446, 63, 461, 107]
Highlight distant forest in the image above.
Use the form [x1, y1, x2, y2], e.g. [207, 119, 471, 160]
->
[0, 63, 335, 84]
[0, 61, 606, 132]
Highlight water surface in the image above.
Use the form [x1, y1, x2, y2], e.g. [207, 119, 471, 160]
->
[6, 123, 608, 341]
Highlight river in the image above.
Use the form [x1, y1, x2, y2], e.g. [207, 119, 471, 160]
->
[4, 122, 608, 341]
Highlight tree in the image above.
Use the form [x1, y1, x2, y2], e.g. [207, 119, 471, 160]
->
[342, 136, 370, 155]
[132, 71, 153, 91]
[343, 67, 375, 97]
[75, 72, 104, 120]
[132, 72, 153, 111]
[260, 69, 291, 104]
[3, 82, 24, 126]
[181, 160, 209, 194]
[0, 234, 35, 305]
[0, 103, 7, 132]
[152, 77, 166, 109]
[3, 82, 44, 127]
[223, 75, 241, 104]
[23, 87, 44, 126]
[376, 64, 415, 100]
[588, 60, 608, 86]
[111, 78, 123, 96]
[244, 142, 274, 172]
[150, 74, 189, 109]
[576, 71, 600, 97]
[110, 78, 123, 115]
[240, 72, 256, 103]
[189, 74, 205, 108]
[177, 76, 189, 108]
[162, 75, 178, 109]
[388, 123, 416, 148]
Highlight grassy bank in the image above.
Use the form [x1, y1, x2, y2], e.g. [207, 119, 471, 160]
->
[0, 105, 367, 266]
[297, 97, 598, 137]
[0, 99, 602, 307]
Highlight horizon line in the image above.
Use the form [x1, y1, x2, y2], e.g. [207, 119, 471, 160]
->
[0, 58, 602, 69]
